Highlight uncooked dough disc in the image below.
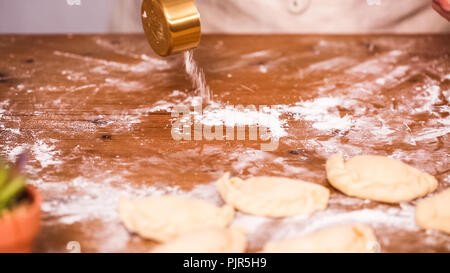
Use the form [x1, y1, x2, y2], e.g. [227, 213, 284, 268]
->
[118, 195, 235, 242]
[262, 224, 379, 253]
[326, 154, 438, 203]
[216, 173, 330, 217]
[416, 188, 450, 234]
[150, 227, 247, 253]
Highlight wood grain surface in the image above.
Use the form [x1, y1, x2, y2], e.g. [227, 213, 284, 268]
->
[0, 34, 449, 252]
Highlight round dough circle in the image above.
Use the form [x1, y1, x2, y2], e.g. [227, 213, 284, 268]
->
[150, 227, 247, 253]
[326, 154, 438, 203]
[118, 195, 234, 242]
[262, 224, 379, 253]
[415, 188, 450, 234]
[216, 173, 330, 217]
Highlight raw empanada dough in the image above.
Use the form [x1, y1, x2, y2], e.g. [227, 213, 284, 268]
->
[415, 188, 450, 234]
[150, 227, 247, 253]
[326, 154, 438, 203]
[118, 195, 234, 242]
[262, 224, 379, 253]
[216, 173, 330, 217]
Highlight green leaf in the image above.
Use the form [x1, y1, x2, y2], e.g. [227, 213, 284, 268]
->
[0, 167, 8, 191]
[0, 176, 26, 211]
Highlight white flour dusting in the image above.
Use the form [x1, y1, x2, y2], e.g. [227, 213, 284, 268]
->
[312, 115, 353, 131]
[413, 85, 442, 114]
[61, 70, 87, 82]
[0, 126, 20, 135]
[376, 65, 410, 86]
[54, 50, 170, 74]
[104, 78, 144, 92]
[288, 97, 355, 132]
[259, 65, 268, 73]
[304, 56, 355, 73]
[388, 149, 441, 174]
[411, 126, 450, 143]
[31, 140, 63, 169]
[147, 92, 290, 141]
[241, 50, 272, 59]
[143, 91, 204, 112]
[0, 100, 20, 138]
[375, 78, 386, 85]
[0, 100, 9, 118]
[229, 149, 275, 175]
[7, 146, 26, 162]
[352, 116, 396, 143]
[197, 105, 288, 140]
[389, 50, 403, 57]
[346, 50, 403, 74]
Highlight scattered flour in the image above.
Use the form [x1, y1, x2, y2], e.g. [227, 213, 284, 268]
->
[413, 85, 442, 114]
[0, 100, 9, 118]
[230, 148, 275, 175]
[411, 126, 450, 143]
[7, 146, 26, 162]
[31, 139, 63, 169]
[0, 127, 20, 135]
[144, 91, 204, 112]
[61, 70, 87, 82]
[375, 65, 410, 86]
[241, 50, 272, 59]
[0, 100, 18, 139]
[259, 65, 268, 73]
[375, 78, 386, 85]
[54, 50, 170, 74]
[304, 56, 355, 73]
[288, 97, 354, 132]
[197, 105, 288, 140]
[346, 50, 403, 75]
[104, 78, 144, 92]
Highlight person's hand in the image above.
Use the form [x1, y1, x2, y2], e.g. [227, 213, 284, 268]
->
[433, 0, 450, 21]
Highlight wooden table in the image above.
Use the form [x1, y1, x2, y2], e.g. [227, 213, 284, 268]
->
[0, 34, 449, 253]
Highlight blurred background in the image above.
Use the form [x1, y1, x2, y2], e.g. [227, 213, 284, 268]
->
[0, 0, 113, 33]
[0, 0, 449, 34]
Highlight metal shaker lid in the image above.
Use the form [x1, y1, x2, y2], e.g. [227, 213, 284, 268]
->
[141, 0, 201, 57]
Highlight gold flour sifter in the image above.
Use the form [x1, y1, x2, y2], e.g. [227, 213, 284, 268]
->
[141, 0, 201, 57]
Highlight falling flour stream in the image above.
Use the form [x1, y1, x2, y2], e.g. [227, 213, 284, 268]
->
[184, 50, 212, 104]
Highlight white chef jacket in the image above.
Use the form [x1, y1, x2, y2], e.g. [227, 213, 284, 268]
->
[111, 0, 450, 33]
